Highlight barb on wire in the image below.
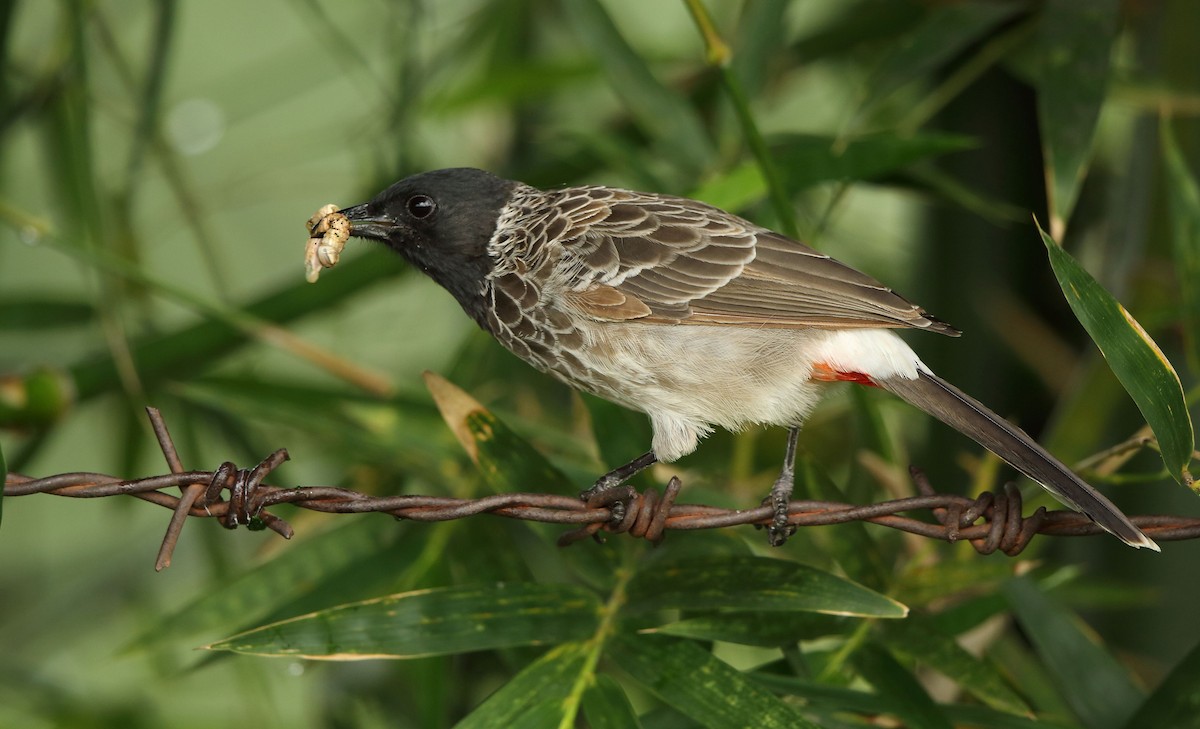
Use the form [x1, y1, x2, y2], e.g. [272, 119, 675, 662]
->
[4, 408, 1200, 569]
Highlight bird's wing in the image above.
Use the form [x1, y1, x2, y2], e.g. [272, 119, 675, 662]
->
[553, 187, 958, 335]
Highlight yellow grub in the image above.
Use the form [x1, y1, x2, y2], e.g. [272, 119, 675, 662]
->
[304, 204, 350, 283]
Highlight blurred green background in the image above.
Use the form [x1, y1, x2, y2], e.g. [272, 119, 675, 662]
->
[2, 0, 1199, 727]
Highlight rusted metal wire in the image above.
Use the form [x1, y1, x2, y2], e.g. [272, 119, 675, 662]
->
[4, 408, 1198, 568]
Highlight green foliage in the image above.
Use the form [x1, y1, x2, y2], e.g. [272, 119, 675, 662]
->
[2, 1, 1199, 727]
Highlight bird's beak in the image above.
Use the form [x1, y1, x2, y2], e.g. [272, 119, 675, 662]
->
[337, 203, 400, 242]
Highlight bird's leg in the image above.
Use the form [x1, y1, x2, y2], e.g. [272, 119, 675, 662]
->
[580, 450, 658, 522]
[763, 427, 800, 546]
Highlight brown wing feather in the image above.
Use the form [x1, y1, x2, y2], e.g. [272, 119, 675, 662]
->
[553, 187, 958, 336]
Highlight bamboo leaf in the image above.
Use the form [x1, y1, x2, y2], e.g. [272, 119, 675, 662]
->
[854, 643, 954, 729]
[645, 610, 846, 647]
[881, 616, 1031, 716]
[206, 582, 599, 659]
[692, 132, 974, 213]
[133, 518, 408, 648]
[582, 674, 644, 729]
[1038, 221, 1195, 487]
[560, 0, 712, 177]
[1161, 120, 1200, 372]
[1005, 577, 1143, 729]
[424, 371, 574, 494]
[865, 1, 1026, 112]
[1121, 636, 1200, 729]
[611, 633, 818, 729]
[1034, 0, 1121, 238]
[453, 642, 592, 729]
[0, 436, 6, 527]
[625, 555, 907, 618]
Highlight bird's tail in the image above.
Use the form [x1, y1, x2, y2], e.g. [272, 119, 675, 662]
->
[877, 369, 1158, 551]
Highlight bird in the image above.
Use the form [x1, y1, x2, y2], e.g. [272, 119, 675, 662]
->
[322, 167, 1157, 551]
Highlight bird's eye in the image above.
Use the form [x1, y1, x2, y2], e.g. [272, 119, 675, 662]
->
[407, 195, 436, 219]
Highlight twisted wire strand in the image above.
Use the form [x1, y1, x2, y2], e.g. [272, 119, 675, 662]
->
[5, 408, 1198, 568]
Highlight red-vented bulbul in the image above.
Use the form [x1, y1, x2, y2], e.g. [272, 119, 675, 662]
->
[323, 167, 1156, 550]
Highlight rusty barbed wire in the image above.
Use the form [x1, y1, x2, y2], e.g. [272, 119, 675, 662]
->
[4, 408, 1199, 569]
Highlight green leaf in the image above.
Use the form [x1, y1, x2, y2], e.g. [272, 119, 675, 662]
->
[1121, 636, 1200, 729]
[1005, 577, 1143, 729]
[611, 633, 818, 729]
[582, 674, 644, 729]
[454, 642, 591, 729]
[134, 517, 407, 647]
[692, 132, 974, 213]
[646, 610, 846, 647]
[854, 643, 954, 729]
[560, 0, 712, 178]
[1038, 221, 1195, 487]
[625, 555, 908, 618]
[0, 435, 6, 527]
[425, 371, 574, 494]
[1034, 0, 1121, 237]
[881, 616, 1031, 716]
[207, 582, 599, 659]
[865, 1, 1026, 112]
[0, 298, 94, 330]
[1162, 119, 1200, 372]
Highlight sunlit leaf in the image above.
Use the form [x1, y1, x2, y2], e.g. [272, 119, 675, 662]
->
[206, 582, 599, 659]
[1034, 0, 1120, 237]
[1162, 120, 1200, 371]
[1039, 221, 1195, 487]
[854, 643, 954, 729]
[424, 371, 574, 494]
[611, 634, 818, 729]
[625, 555, 907, 618]
[1005, 577, 1143, 729]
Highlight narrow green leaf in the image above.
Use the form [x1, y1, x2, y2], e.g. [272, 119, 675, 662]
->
[881, 616, 1031, 716]
[646, 610, 846, 647]
[865, 1, 1025, 111]
[1005, 577, 1143, 729]
[206, 583, 599, 659]
[854, 643, 954, 729]
[0, 298, 94, 329]
[692, 133, 974, 213]
[560, 0, 713, 177]
[797, 456, 890, 591]
[611, 634, 818, 729]
[753, 673, 1066, 729]
[1038, 221, 1195, 487]
[625, 555, 907, 618]
[1161, 120, 1200, 372]
[1121, 636, 1200, 729]
[580, 392, 652, 484]
[0, 436, 6, 527]
[133, 517, 406, 647]
[454, 642, 591, 729]
[582, 674, 644, 729]
[1035, 0, 1120, 237]
[425, 372, 574, 494]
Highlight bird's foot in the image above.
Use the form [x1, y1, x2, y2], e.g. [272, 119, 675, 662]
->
[579, 451, 658, 526]
[758, 475, 796, 547]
